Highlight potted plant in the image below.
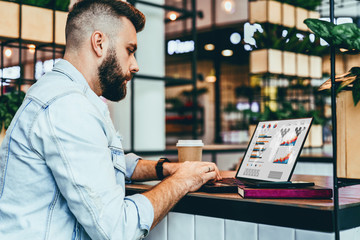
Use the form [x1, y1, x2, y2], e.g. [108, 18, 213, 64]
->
[304, 18, 360, 178]
[0, 91, 26, 145]
[307, 19, 360, 106]
[250, 23, 285, 74]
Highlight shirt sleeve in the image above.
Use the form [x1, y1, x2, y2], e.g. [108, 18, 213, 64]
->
[125, 153, 142, 180]
[29, 93, 154, 240]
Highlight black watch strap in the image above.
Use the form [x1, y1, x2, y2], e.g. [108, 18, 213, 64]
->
[156, 158, 170, 180]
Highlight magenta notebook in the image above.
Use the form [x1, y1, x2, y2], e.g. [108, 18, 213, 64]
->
[238, 185, 332, 199]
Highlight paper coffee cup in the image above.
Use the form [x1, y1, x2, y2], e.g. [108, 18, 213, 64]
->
[176, 140, 204, 162]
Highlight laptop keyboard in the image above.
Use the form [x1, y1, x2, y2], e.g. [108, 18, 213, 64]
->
[214, 178, 245, 186]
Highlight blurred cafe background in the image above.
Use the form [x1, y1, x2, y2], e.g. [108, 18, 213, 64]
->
[0, 0, 360, 173]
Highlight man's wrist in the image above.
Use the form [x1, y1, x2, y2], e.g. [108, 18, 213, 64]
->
[163, 162, 181, 177]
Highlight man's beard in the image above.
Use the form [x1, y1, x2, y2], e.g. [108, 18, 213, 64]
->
[98, 49, 129, 102]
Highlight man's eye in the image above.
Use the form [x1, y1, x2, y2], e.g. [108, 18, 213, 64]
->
[128, 49, 135, 54]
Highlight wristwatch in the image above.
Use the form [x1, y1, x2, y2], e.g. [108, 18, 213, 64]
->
[156, 158, 170, 180]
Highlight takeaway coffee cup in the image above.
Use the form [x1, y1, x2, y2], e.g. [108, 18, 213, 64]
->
[176, 140, 204, 162]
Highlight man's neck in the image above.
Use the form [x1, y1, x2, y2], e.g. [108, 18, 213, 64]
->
[63, 51, 102, 96]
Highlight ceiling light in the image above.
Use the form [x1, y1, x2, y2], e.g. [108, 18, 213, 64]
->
[204, 44, 215, 51]
[28, 44, 36, 54]
[205, 69, 216, 82]
[230, 32, 241, 44]
[221, 0, 235, 14]
[205, 76, 216, 83]
[221, 49, 233, 57]
[168, 12, 178, 21]
[4, 49, 12, 58]
[244, 44, 252, 51]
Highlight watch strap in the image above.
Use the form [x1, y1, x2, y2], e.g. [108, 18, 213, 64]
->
[156, 158, 170, 180]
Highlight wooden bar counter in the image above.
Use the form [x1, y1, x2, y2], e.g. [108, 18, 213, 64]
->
[126, 172, 360, 239]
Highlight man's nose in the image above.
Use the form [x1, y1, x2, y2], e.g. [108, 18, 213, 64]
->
[130, 57, 139, 73]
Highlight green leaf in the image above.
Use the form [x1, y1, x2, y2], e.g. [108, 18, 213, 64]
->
[0, 91, 25, 130]
[352, 78, 360, 106]
[350, 67, 360, 76]
[351, 38, 360, 52]
[332, 23, 360, 48]
[305, 19, 360, 52]
[304, 19, 335, 42]
[4, 113, 13, 130]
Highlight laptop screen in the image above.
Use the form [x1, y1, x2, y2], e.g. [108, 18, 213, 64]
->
[236, 118, 313, 182]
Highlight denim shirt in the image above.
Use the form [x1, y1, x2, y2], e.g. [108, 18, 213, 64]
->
[0, 60, 154, 240]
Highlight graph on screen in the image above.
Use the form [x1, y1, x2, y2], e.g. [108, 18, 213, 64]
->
[273, 152, 292, 164]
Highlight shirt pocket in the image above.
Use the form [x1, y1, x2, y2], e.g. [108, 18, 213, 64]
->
[109, 146, 126, 174]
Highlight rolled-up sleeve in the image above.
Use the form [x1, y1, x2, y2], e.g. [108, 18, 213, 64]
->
[29, 93, 154, 240]
[125, 194, 154, 236]
[125, 153, 142, 179]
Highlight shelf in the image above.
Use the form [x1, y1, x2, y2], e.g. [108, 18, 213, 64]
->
[166, 106, 204, 135]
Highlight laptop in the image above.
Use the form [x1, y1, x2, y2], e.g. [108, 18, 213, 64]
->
[201, 117, 313, 193]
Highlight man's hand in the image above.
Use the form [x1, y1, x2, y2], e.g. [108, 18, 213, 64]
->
[171, 161, 221, 192]
[132, 159, 221, 183]
[142, 161, 222, 229]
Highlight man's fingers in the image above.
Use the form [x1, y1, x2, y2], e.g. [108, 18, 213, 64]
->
[207, 163, 222, 180]
[203, 171, 217, 182]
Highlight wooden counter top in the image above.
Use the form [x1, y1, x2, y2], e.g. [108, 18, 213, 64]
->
[126, 172, 360, 232]
[135, 144, 333, 163]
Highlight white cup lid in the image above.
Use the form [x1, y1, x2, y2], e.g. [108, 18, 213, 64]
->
[176, 140, 204, 147]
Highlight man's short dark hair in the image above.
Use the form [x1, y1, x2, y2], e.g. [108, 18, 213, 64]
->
[65, 0, 145, 49]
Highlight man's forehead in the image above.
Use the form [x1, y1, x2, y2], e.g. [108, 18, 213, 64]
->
[114, 17, 137, 45]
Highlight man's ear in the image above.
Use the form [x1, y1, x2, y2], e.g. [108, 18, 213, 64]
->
[91, 31, 106, 57]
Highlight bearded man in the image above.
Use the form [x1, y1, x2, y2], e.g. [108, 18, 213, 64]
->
[0, 0, 220, 239]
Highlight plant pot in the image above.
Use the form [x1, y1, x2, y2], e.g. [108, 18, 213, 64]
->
[322, 54, 346, 75]
[308, 124, 323, 148]
[0, 1, 67, 45]
[282, 51, 296, 76]
[345, 54, 360, 72]
[0, 1, 20, 38]
[295, 7, 308, 31]
[250, 49, 283, 74]
[22, 4, 53, 43]
[55, 11, 68, 45]
[307, 10, 320, 26]
[296, 53, 309, 77]
[309, 55, 322, 79]
[249, 0, 281, 25]
[281, 3, 295, 28]
[337, 91, 360, 179]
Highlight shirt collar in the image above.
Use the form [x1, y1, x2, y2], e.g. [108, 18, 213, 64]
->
[52, 59, 109, 114]
[52, 59, 90, 87]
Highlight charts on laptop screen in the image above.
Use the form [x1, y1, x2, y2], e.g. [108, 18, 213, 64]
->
[236, 118, 312, 182]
